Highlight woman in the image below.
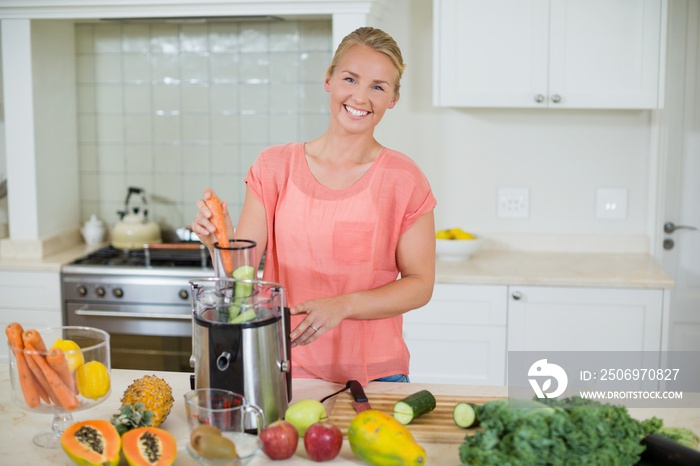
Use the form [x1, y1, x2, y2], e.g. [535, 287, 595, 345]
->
[192, 27, 436, 385]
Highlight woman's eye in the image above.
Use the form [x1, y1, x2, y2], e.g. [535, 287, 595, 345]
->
[344, 77, 355, 83]
[373, 85, 385, 91]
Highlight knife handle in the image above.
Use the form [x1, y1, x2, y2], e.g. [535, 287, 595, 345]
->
[641, 434, 700, 465]
[347, 380, 368, 402]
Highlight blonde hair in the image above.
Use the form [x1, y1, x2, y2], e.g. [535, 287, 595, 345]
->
[326, 27, 406, 97]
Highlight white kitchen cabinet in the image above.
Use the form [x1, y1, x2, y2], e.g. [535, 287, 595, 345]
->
[433, 0, 666, 109]
[404, 284, 508, 385]
[407, 283, 666, 386]
[507, 286, 664, 351]
[0, 270, 62, 362]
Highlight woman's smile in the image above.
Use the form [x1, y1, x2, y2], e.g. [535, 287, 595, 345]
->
[344, 104, 370, 118]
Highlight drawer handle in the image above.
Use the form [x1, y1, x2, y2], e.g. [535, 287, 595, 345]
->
[511, 291, 522, 300]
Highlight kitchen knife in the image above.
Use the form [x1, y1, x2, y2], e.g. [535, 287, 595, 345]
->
[347, 380, 372, 412]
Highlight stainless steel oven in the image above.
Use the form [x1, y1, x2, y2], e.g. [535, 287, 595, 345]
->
[61, 244, 213, 372]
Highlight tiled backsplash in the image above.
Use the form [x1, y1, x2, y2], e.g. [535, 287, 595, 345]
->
[76, 19, 331, 238]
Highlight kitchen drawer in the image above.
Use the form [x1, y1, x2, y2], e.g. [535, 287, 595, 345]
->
[0, 270, 60, 309]
[406, 284, 507, 326]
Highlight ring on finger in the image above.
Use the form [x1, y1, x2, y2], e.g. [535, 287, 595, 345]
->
[310, 324, 318, 333]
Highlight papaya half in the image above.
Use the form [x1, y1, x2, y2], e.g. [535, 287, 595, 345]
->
[122, 426, 177, 466]
[348, 409, 427, 466]
[61, 419, 121, 466]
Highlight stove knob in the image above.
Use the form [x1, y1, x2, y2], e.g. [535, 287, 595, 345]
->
[77, 285, 88, 297]
[96, 287, 106, 297]
[179, 289, 189, 300]
[112, 287, 124, 298]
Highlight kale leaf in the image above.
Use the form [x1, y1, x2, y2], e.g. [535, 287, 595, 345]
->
[459, 397, 662, 466]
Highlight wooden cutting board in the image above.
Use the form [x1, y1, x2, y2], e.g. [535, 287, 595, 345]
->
[328, 391, 502, 444]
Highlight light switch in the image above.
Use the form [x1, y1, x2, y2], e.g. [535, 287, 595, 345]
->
[596, 187, 628, 219]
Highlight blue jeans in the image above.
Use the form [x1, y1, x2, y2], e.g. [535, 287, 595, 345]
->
[373, 374, 410, 383]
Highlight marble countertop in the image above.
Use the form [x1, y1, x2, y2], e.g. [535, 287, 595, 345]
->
[2, 367, 699, 465]
[0, 240, 673, 289]
[1, 367, 698, 465]
[436, 250, 673, 289]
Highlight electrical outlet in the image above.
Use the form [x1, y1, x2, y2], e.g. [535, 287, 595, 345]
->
[498, 187, 529, 219]
[596, 187, 628, 219]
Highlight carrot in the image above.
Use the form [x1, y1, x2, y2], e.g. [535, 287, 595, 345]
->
[5, 323, 41, 408]
[23, 343, 59, 406]
[22, 329, 47, 353]
[26, 342, 79, 411]
[47, 348, 76, 394]
[205, 191, 233, 275]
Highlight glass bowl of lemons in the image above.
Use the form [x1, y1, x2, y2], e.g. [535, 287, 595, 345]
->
[6, 324, 111, 449]
[435, 228, 483, 261]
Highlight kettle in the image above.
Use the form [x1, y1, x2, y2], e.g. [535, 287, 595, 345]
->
[111, 187, 162, 249]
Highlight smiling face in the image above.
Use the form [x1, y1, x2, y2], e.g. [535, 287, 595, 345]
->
[324, 44, 399, 136]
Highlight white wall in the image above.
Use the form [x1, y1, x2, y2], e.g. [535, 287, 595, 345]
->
[375, 0, 654, 251]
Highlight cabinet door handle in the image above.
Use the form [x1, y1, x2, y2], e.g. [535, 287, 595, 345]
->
[511, 291, 522, 300]
[551, 94, 562, 103]
[534, 94, 545, 103]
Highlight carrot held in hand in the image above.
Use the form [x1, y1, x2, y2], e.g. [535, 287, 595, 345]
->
[205, 191, 233, 275]
[5, 323, 41, 408]
[47, 348, 76, 394]
[26, 341, 79, 411]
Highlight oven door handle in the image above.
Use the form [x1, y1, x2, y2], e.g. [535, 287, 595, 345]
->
[74, 307, 192, 321]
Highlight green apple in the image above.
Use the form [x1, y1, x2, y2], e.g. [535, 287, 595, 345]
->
[284, 399, 328, 437]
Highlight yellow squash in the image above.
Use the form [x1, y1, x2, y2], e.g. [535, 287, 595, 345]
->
[348, 409, 427, 466]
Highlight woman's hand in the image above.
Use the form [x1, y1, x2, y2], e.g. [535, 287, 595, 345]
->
[191, 188, 234, 252]
[289, 296, 350, 347]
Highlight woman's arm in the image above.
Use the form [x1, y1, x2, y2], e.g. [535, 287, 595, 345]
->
[290, 210, 436, 346]
[232, 185, 268, 268]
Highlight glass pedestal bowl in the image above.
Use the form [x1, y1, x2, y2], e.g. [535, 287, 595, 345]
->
[6, 325, 111, 449]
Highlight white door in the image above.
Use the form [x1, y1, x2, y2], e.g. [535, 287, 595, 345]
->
[658, 0, 700, 351]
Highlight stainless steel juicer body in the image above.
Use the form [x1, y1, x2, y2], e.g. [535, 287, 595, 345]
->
[190, 278, 292, 427]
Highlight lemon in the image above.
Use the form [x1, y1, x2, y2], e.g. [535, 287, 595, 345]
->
[447, 228, 476, 240]
[453, 230, 476, 240]
[436, 230, 453, 240]
[51, 339, 85, 373]
[75, 361, 110, 400]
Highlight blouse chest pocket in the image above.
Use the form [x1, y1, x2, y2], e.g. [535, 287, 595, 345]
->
[333, 222, 375, 265]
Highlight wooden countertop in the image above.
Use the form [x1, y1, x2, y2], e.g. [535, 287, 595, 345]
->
[1, 367, 697, 465]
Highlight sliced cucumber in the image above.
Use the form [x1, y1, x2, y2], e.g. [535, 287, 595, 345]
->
[232, 265, 255, 298]
[393, 390, 437, 425]
[230, 309, 256, 324]
[453, 402, 478, 428]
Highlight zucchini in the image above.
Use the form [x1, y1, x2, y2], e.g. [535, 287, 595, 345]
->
[453, 402, 478, 428]
[393, 390, 436, 425]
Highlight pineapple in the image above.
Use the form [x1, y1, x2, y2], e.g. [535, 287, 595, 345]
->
[110, 375, 174, 435]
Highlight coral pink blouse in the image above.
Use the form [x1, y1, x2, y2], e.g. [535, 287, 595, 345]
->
[245, 143, 436, 385]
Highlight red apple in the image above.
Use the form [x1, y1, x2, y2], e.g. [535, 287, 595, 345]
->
[260, 419, 299, 460]
[303, 422, 343, 462]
